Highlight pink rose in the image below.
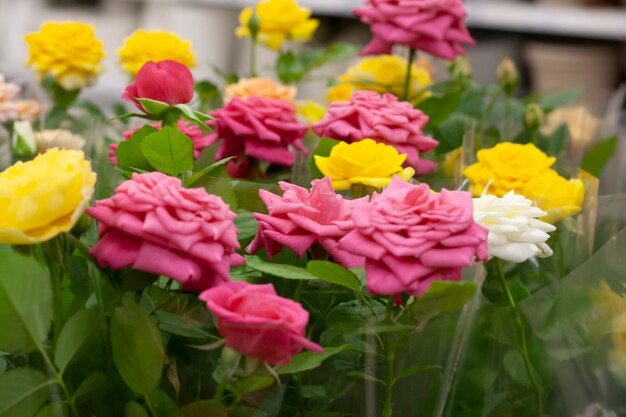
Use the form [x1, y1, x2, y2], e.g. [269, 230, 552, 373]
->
[122, 60, 194, 113]
[338, 177, 488, 298]
[354, 0, 475, 60]
[87, 172, 244, 291]
[313, 91, 438, 174]
[108, 120, 214, 166]
[208, 96, 309, 176]
[247, 177, 366, 268]
[200, 281, 323, 365]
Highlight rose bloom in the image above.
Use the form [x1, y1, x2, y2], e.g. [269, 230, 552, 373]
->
[14, 100, 43, 122]
[338, 177, 488, 297]
[118, 30, 197, 77]
[463, 142, 556, 197]
[122, 60, 194, 113]
[0, 148, 96, 244]
[314, 91, 438, 174]
[247, 177, 366, 267]
[314, 139, 415, 191]
[209, 96, 308, 172]
[24, 22, 105, 90]
[354, 0, 475, 60]
[36, 129, 85, 153]
[541, 106, 600, 151]
[200, 281, 323, 365]
[0, 74, 20, 123]
[108, 120, 213, 166]
[523, 170, 585, 224]
[236, 0, 319, 50]
[87, 172, 244, 291]
[327, 55, 432, 103]
[225, 77, 297, 103]
[472, 191, 555, 263]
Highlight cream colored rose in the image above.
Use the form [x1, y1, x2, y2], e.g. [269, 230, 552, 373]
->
[541, 106, 599, 149]
[225, 77, 296, 103]
[14, 100, 43, 122]
[36, 129, 86, 153]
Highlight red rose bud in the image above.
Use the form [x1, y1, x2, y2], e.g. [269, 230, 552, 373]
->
[122, 60, 194, 113]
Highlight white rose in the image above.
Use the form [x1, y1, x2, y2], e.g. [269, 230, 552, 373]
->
[35, 129, 85, 153]
[473, 191, 556, 263]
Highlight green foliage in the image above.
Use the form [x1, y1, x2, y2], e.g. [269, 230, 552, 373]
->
[117, 125, 159, 176]
[274, 345, 354, 375]
[245, 255, 317, 280]
[276, 43, 358, 84]
[306, 261, 362, 293]
[409, 281, 477, 321]
[54, 308, 98, 374]
[539, 89, 584, 111]
[0, 368, 51, 417]
[142, 126, 195, 177]
[581, 135, 618, 177]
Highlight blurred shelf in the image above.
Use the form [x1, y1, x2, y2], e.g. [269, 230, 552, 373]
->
[161, 0, 626, 41]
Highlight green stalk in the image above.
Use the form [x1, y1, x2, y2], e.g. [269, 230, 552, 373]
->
[251, 39, 258, 77]
[162, 109, 179, 128]
[401, 49, 416, 102]
[382, 348, 395, 417]
[494, 259, 543, 417]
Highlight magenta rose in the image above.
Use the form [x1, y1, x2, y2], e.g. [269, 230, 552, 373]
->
[247, 177, 366, 268]
[122, 60, 194, 113]
[208, 96, 308, 175]
[108, 120, 214, 166]
[338, 177, 488, 298]
[87, 172, 244, 291]
[354, 0, 475, 60]
[199, 281, 323, 365]
[313, 91, 439, 174]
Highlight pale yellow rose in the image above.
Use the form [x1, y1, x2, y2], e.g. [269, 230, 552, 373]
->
[296, 100, 326, 124]
[236, 0, 319, 50]
[541, 106, 599, 149]
[0, 148, 96, 244]
[327, 55, 432, 103]
[36, 129, 86, 153]
[225, 77, 296, 102]
[315, 139, 415, 190]
[464, 142, 556, 197]
[118, 30, 197, 77]
[24, 22, 106, 90]
[523, 170, 585, 223]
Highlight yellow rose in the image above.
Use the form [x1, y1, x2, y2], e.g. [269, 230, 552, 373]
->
[225, 77, 296, 102]
[523, 170, 585, 223]
[0, 148, 96, 244]
[327, 55, 432, 103]
[24, 22, 105, 91]
[315, 139, 415, 190]
[296, 101, 326, 124]
[463, 142, 556, 197]
[236, 0, 319, 50]
[118, 30, 197, 77]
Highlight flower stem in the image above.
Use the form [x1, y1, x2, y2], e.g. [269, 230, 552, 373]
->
[494, 259, 543, 417]
[383, 348, 395, 417]
[251, 39, 258, 77]
[401, 48, 416, 102]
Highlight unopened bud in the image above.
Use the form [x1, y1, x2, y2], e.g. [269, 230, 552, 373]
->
[496, 58, 519, 96]
[447, 56, 473, 81]
[524, 103, 544, 131]
[248, 10, 261, 41]
[71, 213, 92, 237]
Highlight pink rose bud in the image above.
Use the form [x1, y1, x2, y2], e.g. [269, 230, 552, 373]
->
[200, 281, 323, 365]
[122, 60, 194, 112]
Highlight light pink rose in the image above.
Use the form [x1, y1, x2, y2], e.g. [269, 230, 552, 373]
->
[208, 96, 309, 177]
[108, 120, 213, 166]
[87, 172, 244, 291]
[338, 177, 488, 298]
[313, 91, 438, 174]
[247, 177, 366, 268]
[354, 0, 475, 60]
[200, 281, 323, 365]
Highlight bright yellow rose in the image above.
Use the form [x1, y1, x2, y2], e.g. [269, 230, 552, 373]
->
[236, 0, 319, 50]
[118, 30, 197, 77]
[296, 100, 326, 124]
[24, 22, 105, 91]
[463, 142, 556, 197]
[523, 170, 585, 223]
[315, 139, 415, 190]
[327, 55, 432, 103]
[225, 77, 296, 102]
[0, 148, 96, 244]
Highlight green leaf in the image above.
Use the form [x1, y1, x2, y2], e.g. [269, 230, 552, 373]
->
[276, 51, 307, 84]
[434, 113, 467, 155]
[33, 403, 66, 417]
[142, 126, 195, 177]
[155, 310, 211, 339]
[54, 308, 98, 374]
[73, 371, 107, 404]
[393, 365, 440, 385]
[245, 255, 317, 281]
[146, 389, 179, 417]
[310, 138, 340, 179]
[0, 369, 51, 417]
[125, 402, 150, 417]
[0, 252, 52, 353]
[136, 98, 170, 115]
[307, 261, 362, 292]
[325, 300, 385, 333]
[410, 281, 477, 321]
[317, 43, 359, 66]
[538, 124, 568, 155]
[175, 401, 228, 417]
[110, 296, 166, 395]
[232, 373, 275, 398]
[301, 385, 326, 398]
[234, 210, 258, 241]
[275, 345, 353, 375]
[184, 157, 237, 188]
[346, 370, 384, 385]
[539, 89, 584, 111]
[174, 104, 212, 126]
[415, 87, 464, 129]
[581, 135, 618, 177]
[117, 125, 158, 175]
